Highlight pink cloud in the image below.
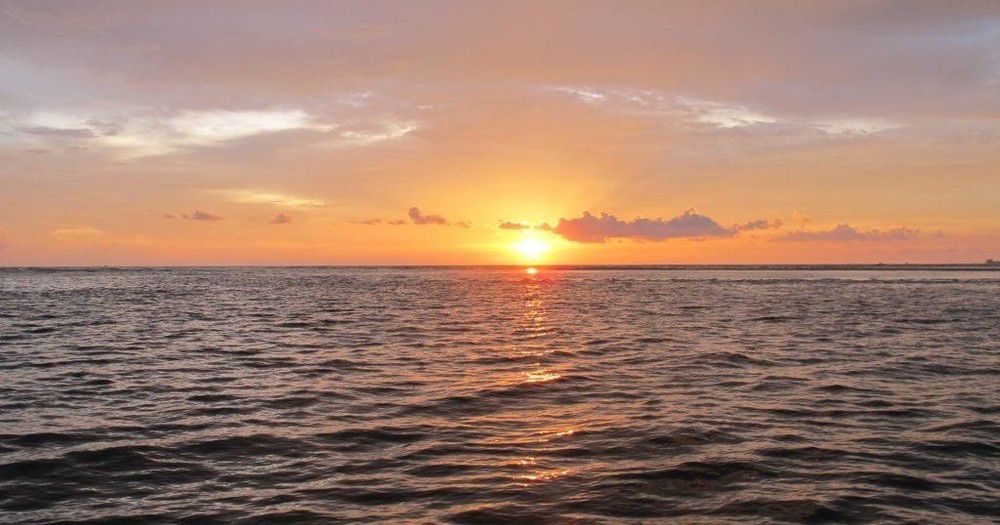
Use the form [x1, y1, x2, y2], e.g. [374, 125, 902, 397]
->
[552, 209, 732, 243]
[269, 213, 292, 224]
[779, 224, 920, 242]
[408, 207, 448, 225]
[183, 210, 223, 221]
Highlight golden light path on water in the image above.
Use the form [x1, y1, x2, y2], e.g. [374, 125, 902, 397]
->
[503, 267, 575, 488]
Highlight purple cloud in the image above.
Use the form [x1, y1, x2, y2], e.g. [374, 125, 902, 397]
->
[408, 207, 448, 225]
[183, 210, 223, 221]
[499, 221, 530, 230]
[733, 218, 782, 231]
[552, 209, 732, 243]
[779, 224, 919, 242]
[269, 213, 292, 224]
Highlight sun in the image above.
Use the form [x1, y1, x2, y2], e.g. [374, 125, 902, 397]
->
[512, 235, 551, 262]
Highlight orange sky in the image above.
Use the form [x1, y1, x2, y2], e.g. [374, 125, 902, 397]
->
[0, 1, 997, 265]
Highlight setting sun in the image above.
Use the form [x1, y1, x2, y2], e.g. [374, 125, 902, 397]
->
[512, 236, 551, 262]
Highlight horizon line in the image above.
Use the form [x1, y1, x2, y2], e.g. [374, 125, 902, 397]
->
[2, 263, 998, 270]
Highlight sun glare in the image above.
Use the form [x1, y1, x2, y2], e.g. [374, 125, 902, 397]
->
[513, 236, 551, 262]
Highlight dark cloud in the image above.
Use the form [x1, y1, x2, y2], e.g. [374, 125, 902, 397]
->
[779, 224, 919, 242]
[356, 215, 447, 226]
[19, 126, 95, 138]
[499, 221, 530, 230]
[408, 207, 448, 225]
[182, 210, 223, 221]
[733, 218, 782, 231]
[269, 213, 292, 224]
[553, 209, 732, 243]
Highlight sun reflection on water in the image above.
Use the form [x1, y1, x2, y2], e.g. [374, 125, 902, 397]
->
[524, 370, 562, 383]
[515, 468, 570, 484]
[488, 268, 580, 486]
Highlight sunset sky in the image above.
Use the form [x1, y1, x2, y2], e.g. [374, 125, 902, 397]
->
[1, 1, 997, 265]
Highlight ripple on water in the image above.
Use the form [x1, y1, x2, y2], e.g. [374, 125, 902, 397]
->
[0, 267, 997, 522]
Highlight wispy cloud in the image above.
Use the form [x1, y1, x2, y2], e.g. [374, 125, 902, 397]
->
[167, 109, 319, 142]
[812, 119, 901, 136]
[50, 225, 108, 240]
[550, 86, 608, 104]
[337, 120, 419, 146]
[224, 190, 326, 208]
[103, 109, 331, 156]
[6, 108, 336, 157]
[677, 97, 777, 129]
[779, 224, 919, 242]
[18, 126, 96, 138]
[549, 86, 900, 136]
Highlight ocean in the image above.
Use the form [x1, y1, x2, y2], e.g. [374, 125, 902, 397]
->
[1, 267, 997, 523]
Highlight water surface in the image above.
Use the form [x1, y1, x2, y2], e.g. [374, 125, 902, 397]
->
[1, 267, 997, 523]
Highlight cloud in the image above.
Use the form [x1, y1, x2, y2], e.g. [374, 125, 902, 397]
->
[812, 119, 901, 136]
[182, 210, 223, 221]
[550, 87, 902, 137]
[167, 109, 318, 142]
[7, 108, 336, 157]
[224, 190, 325, 208]
[19, 126, 96, 138]
[733, 218, 782, 231]
[678, 97, 778, 129]
[408, 207, 448, 225]
[50, 225, 108, 240]
[9, 109, 419, 157]
[105, 109, 332, 156]
[269, 213, 292, 224]
[552, 209, 732, 243]
[499, 221, 531, 230]
[356, 210, 461, 227]
[550, 86, 608, 104]
[779, 224, 920, 242]
[337, 120, 419, 145]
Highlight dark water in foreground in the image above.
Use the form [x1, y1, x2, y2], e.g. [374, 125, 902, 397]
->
[1, 267, 997, 524]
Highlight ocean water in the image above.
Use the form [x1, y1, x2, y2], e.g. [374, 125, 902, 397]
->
[0, 267, 997, 524]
